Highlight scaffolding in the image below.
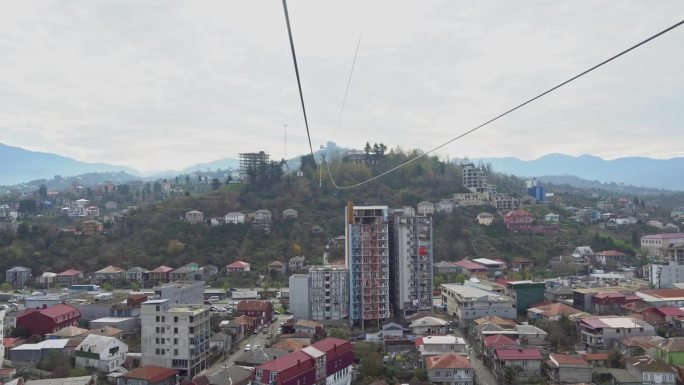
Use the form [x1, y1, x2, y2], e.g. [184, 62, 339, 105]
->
[238, 151, 270, 182]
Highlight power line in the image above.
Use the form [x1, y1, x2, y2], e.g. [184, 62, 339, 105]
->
[333, 33, 363, 139]
[324, 19, 684, 190]
[281, 0, 316, 164]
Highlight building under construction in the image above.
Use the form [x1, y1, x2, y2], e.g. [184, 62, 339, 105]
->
[238, 151, 270, 182]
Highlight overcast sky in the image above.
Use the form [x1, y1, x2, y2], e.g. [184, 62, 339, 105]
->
[0, 1, 682, 172]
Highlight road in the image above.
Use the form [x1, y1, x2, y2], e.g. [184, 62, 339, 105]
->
[452, 328, 497, 385]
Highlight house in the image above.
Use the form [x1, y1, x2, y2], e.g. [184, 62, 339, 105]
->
[47, 325, 89, 339]
[526, 302, 584, 321]
[268, 261, 286, 274]
[252, 210, 272, 229]
[288, 256, 306, 271]
[226, 261, 250, 273]
[126, 267, 149, 283]
[117, 365, 178, 385]
[223, 315, 257, 340]
[436, 199, 454, 213]
[578, 316, 656, 352]
[581, 353, 609, 367]
[382, 322, 404, 339]
[224, 212, 246, 224]
[235, 347, 289, 367]
[282, 209, 298, 219]
[16, 303, 81, 336]
[655, 337, 684, 365]
[209, 332, 230, 353]
[547, 354, 591, 385]
[510, 257, 533, 272]
[5, 266, 32, 288]
[199, 265, 218, 278]
[492, 348, 543, 382]
[596, 250, 627, 267]
[472, 258, 507, 275]
[85, 206, 100, 217]
[625, 356, 676, 385]
[476, 212, 494, 226]
[452, 260, 488, 277]
[74, 334, 128, 372]
[9, 339, 70, 365]
[185, 210, 204, 224]
[572, 246, 595, 263]
[169, 264, 199, 281]
[417, 335, 467, 357]
[425, 353, 474, 385]
[80, 220, 104, 235]
[271, 339, 309, 352]
[310, 337, 354, 385]
[619, 335, 665, 357]
[294, 320, 323, 337]
[206, 365, 253, 385]
[235, 300, 273, 325]
[545, 286, 574, 303]
[94, 266, 125, 281]
[105, 201, 118, 211]
[149, 266, 173, 282]
[417, 201, 434, 216]
[433, 261, 461, 276]
[408, 316, 449, 335]
[544, 213, 560, 223]
[503, 209, 533, 232]
[482, 335, 518, 360]
[640, 307, 684, 326]
[252, 350, 316, 385]
[89, 326, 126, 340]
[55, 269, 84, 285]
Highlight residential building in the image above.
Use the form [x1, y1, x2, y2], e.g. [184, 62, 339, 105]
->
[117, 365, 178, 385]
[381, 322, 404, 339]
[471, 258, 506, 276]
[206, 365, 252, 385]
[490, 194, 521, 210]
[252, 210, 272, 229]
[149, 266, 173, 282]
[311, 337, 354, 385]
[309, 265, 349, 321]
[572, 246, 595, 264]
[126, 267, 149, 283]
[425, 353, 474, 385]
[433, 261, 461, 276]
[226, 261, 250, 273]
[578, 316, 656, 352]
[655, 337, 684, 365]
[289, 273, 310, 319]
[510, 257, 534, 272]
[224, 212, 245, 224]
[440, 284, 515, 327]
[637, 289, 684, 307]
[462, 163, 487, 193]
[416, 201, 434, 216]
[641, 233, 684, 257]
[545, 286, 574, 303]
[476, 212, 494, 225]
[547, 354, 591, 385]
[408, 316, 448, 335]
[223, 315, 257, 341]
[504, 281, 546, 315]
[235, 347, 289, 367]
[294, 320, 323, 337]
[346, 204, 390, 328]
[453, 260, 488, 277]
[647, 243, 684, 288]
[283, 209, 298, 219]
[454, 192, 489, 207]
[154, 281, 204, 305]
[390, 213, 433, 316]
[16, 303, 81, 336]
[252, 350, 316, 385]
[436, 199, 454, 213]
[55, 269, 84, 285]
[492, 348, 543, 382]
[596, 250, 627, 267]
[5, 266, 32, 288]
[185, 210, 204, 224]
[169, 262, 200, 281]
[625, 356, 676, 385]
[526, 302, 584, 321]
[9, 339, 69, 365]
[503, 209, 533, 232]
[140, 299, 210, 379]
[94, 266, 126, 281]
[544, 213, 559, 223]
[268, 261, 286, 274]
[81, 220, 104, 235]
[418, 335, 467, 357]
[619, 335, 665, 357]
[235, 300, 273, 325]
[37, 272, 57, 286]
[74, 334, 128, 372]
[239, 151, 270, 182]
[199, 265, 218, 279]
[288, 256, 306, 271]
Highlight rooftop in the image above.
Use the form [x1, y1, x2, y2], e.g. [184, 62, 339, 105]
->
[409, 316, 449, 328]
[580, 316, 648, 329]
[453, 260, 487, 270]
[494, 348, 543, 361]
[123, 365, 178, 382]
[441, 284, 513, 302]
[642, 233, 684, 240]
[548, 354, 590, 367]
[420, 335, 465, 345]
[472, 257, 506, 266]
[483, 334, 517, 347]
[425, 353, 473, 369]
[657, 337, 684, 352]
[626, 355, 675, 373]
[638, 289, 684, 301]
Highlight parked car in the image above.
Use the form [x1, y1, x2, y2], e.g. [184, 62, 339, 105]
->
[244, 344, 251, 351]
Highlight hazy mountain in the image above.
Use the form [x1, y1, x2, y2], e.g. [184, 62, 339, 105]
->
[182, 158, 240, 172]
[0, 143, 140, 185]
[471, 154, 684, 191]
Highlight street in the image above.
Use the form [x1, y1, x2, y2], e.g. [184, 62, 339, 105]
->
[452, 328, 497, 385]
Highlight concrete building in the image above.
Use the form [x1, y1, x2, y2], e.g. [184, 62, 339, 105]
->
[647, 243, 684, 288]
[440, 284, 515, 327]
[454, 192, 489, 207]
[141, 299, 210, 379]
[408, 316, 449, 336]
[288, 256, 306, 271]
[416, 201, 434, 216]
[289, 274, 310, 320]
[425, 353, 474, 385]
[185, 210, 204, 224]
[153, 281, 204, 305]
[642, 233, 684, 257]
[16, 303, 81, 336]
[239, 151, 270, 182]
[625, 356, 676, 385]
[346, 204, 390, 328]
[5, 266, 32, 288]
[504, 281, 546, 315]
[547, 354, 591, 385]
[224, 212, 245, 224]
[309, 266, 349, 321]
[462, 163, 487, 193]
[74, 334, 128, 372]
[390, 213, 433, 317]
[418, 335, 467, 357]
[578, 316, 656, 352]
[492, 348, 543, 382]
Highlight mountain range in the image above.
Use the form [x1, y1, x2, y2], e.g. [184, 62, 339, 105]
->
[2, 143, 682, 190]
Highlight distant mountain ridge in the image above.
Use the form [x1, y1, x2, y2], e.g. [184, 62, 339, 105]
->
[471, 154, 684, 191]
[0, 143, 140, 185]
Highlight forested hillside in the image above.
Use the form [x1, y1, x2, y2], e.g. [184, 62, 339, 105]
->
[0, 150, 646, 278]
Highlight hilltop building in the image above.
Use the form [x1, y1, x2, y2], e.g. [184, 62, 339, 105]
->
[239, 151, 270, 182]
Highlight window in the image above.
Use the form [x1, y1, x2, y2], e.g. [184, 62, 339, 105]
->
[162, 316, 166, 322]
[156, 316, 160, 322]
[174, 349, 178, 356]
[435, 371, 441, 378]
[174, 316, 178, 322]
[269, 372, 278, 383]
[174, 338, 178, 344]
[174, 327, 178, 334]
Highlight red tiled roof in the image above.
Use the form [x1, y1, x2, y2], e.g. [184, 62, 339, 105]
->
[312, 337, 352, 357]
[124, 365, 178, 382]
[272, 339, 309, 352]
[236, 300, 273, 312]
[639, 289, 684, 299]
[598, 250, 626, 257]
[453, 260, 487, 270]
[150, 265, 173, 273]
[504, 209, 532, 218]
[426, 353, 473, 369]
[549, 354, 590, 367]
[582, 353, 609, 361]
[227, 261, 250, 268]
[593, 292, 625, 300]
[654, 307, 684, 317]
[57, 269, 82, 276]
[3, 337, 26, 347]
[231, 315, 256, 326]
[22, 303, 80, 319]
[494, 348, 543, 361]
[483, 335, 517, 347]
[257, 350, 314, 372]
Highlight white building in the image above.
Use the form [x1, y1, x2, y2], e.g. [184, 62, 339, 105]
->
[154, 281, 204, 305]
[309, 266, 349, 321]
[454, 192, 489, 207]
[419, 335, 467, 357]
[647, 243, 684, 288]
[642, 233, 684, 257]
[141, 299, 210, 379]
[440, 284, 516, 327]
[74, 334, 128, 372]
[391, 214, 433, 316]
[417, 201, 435, 216]
[578, 316, 655, 352]
[289, 274, 310, 320]
[224, 212, 245, 224]
[408, 316, 449, 335]
[436, 199, 454, 213]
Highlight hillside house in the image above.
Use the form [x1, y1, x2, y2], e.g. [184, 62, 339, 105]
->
[436, 199, 454, 213]
[578, 316, 656, 352]
[527, 302, 585, 321]
[185, 210, 204, 224]
[544, 213, 560, 223]
[226, 261, 250, 273]
[224, 212, 245, 224]
[625, 356, 676, 385]
[547, 354, 591, 385]
[81, 220, 104, 235]
[417, 201, 434, 216]
[288, 256, 306, 271]
[418, 335, 467, 357]
[425, 353, 474, 385]
[149, 266, 173, 282]
[252, 210, 272, 227]
[282, 209, 298, 219]
[5, 266, 32, 288]
[492, 348, 543, 382]
[55, 269, 84, 285]
[126, 267, 149, 283]
[572, 246, 595, 264]
[595, 250, 626, 267]
[453, 260, 488, 278]
[408, 316, 449, 335]
[655, 338, 684, 365]
[503, 209, 533, 232]
[235, 300, 273, 325]
[86, 206, 100, 218]
[268, 261, 286, 274]
[476, 212, 494, 225]
[94, 266, 125, 281]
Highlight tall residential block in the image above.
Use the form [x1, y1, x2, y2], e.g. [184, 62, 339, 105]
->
[390, 213, 433, 317]
[288, 274, 310, 320]
[462, 163, 485, 192]
[141, 299, 210, 379]
[239, 151, 270, 182]
[346, 204, 390, 328]
[309, 266, 349, 321]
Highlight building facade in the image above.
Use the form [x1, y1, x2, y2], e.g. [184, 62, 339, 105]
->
[5, 266, 32, 288]
[441, 284, 515, 327]
[289, 274, 310, 320]
[309, 266, 349, 321]
[346, 205, 390, 328]
[153, 282, 204, 305]
[140, 299, 210, 379]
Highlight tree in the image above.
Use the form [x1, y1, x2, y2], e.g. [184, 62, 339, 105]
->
[211, 178, 221, 190]
[103, 282, 113, 291]
[0, 282, 12, 292]
[38, 184, 48, 201]
[608, 349, 623, 368]
[503, 365, 522, 385]
[131, 282, 140, 291]
[292, 243, 302, 255]
[18, 199, 37, 214]
[364, 142, 372, 155]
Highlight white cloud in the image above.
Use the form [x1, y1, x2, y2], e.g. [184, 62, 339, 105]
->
[0, 0, 682, 171]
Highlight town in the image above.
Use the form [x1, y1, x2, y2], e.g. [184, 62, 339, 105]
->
[1, 153, 684, 385]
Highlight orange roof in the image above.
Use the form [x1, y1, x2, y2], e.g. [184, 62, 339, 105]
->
[123, 365, 178, 382]
[549, 354, 590, 367]
[529, 302, 582, 317]
[272, 339, 309, 352]
[426, 353, 473, 369]
[582, 353, 609, 361]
